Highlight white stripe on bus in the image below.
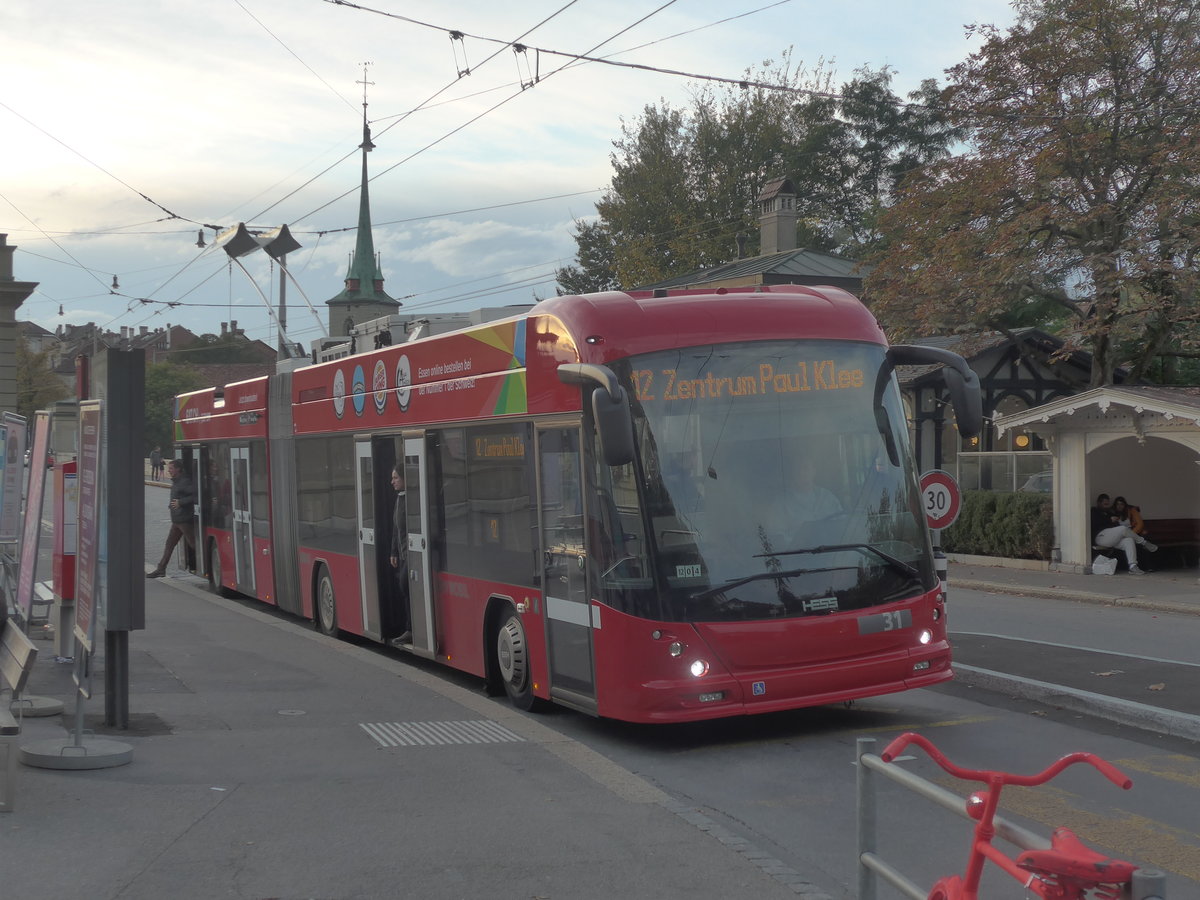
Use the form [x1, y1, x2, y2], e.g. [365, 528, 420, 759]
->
[546, 595, 594, 628]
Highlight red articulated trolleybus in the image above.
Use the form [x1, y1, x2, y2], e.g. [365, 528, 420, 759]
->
[173, 285, 981, 723]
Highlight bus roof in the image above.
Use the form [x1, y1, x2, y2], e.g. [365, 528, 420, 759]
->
[536, 285, 883, 365]
[174, 285, 887, 435]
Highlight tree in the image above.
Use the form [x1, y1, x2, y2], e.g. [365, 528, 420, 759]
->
[144, 362, 206, 455]
[172, 333, 272, 365]
[15, 342, 69, 421]
[830, 72, 963, 254]
[558, 55, 960, 292]
[555, 218, 619, 294]
[588, 101, 703, 288]
[867, 0, 1200, 386]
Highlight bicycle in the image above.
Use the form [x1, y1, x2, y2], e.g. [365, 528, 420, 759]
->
[880, 731, 1142, 900]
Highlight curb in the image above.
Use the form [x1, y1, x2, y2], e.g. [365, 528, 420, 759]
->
[952, 579, 1200, 617]
[953, 664, 1200, 743]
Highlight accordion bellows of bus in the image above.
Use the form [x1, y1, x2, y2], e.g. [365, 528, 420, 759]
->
[173, 285, 980, 724]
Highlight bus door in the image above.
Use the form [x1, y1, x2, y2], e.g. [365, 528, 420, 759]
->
[537, 426, 596, 707]
[179, 445, 199, 573]
[194, 445, 209, 571]
[353, 439, 382, 641]
[404, 435, 435, 655]
[230, 446, 255, 592]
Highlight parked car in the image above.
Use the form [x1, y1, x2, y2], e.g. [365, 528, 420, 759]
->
[1019, 470, 1053, 492]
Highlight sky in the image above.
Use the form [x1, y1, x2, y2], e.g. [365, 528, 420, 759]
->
[1, 0, 1016, 351]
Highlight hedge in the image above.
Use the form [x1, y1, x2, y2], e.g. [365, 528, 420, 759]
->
[939, 490, 1055, 560]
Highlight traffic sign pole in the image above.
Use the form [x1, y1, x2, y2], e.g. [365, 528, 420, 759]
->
[920, 470, 961, 597]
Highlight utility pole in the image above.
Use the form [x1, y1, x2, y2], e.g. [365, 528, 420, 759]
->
[278, 254, 288, 356]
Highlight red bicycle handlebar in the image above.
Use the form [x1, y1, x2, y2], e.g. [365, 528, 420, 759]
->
[880, 731, 1132, 790]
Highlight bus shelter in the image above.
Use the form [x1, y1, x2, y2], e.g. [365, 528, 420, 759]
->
[993, 386, 1200, 570]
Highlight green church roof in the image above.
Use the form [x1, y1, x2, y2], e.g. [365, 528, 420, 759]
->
[327, 117, 400, 309]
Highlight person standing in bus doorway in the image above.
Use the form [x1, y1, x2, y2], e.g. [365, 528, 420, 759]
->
[148, 459, 197, 578]
[388, 465, 413, 646]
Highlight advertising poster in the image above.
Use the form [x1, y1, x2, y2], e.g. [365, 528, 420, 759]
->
[0, 412, 25, 542]
[74, 401, 103, 652]
[15, 411, 51, 623]
[0, 422, 6, 538]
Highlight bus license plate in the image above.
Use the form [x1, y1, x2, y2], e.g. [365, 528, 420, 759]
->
[857, 609, 912, 634]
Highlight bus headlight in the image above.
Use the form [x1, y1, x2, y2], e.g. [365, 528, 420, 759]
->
[689, 659, 709, 678]
[918, 629, 932, 645]
[669, 641, 684, 657]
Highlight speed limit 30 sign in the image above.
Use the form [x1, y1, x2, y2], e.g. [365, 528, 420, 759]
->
[919, 469, 961, 530]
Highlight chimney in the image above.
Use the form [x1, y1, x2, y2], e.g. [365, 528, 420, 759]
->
[140, 326, 148, 336]
[757, 177, 797, 255]
[221, 322, 228, 337]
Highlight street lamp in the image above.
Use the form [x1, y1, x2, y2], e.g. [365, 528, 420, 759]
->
[214, 223, 325, 356]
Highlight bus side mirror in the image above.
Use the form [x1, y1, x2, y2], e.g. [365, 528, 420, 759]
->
[592, 385, 635, 467]
[941, 365, 983, 438]
[557, 363, 636, 467]
[887, 345, 983, 439]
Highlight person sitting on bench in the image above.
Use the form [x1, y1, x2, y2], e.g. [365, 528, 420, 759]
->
[1091, 493, 1156, 574]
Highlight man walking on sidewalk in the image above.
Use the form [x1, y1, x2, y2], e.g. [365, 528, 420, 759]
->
[148, 459, 197, 578]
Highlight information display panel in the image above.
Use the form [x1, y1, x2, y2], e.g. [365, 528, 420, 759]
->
[74, 401, 103, 653]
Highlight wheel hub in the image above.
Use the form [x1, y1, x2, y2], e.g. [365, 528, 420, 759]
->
[319, 581, 335, 631]
[498, 618, 526, 687]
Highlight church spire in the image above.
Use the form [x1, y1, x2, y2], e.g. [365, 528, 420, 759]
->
[325, 62, 400, 337]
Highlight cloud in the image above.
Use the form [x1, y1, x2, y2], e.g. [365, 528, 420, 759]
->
[397, 218, 575, 276]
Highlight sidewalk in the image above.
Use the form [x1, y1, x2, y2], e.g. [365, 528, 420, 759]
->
[3, 576, 827, 900]
[950, 557, 1200, 616]
[947, 558, 1200, 742]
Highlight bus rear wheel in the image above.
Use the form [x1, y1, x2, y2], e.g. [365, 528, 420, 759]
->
[208, 540, 232, 598]
[496, 608, 536, 710]
[316, 567, 338, 637]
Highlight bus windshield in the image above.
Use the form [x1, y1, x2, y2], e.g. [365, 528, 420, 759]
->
[603, 340, 935, 624]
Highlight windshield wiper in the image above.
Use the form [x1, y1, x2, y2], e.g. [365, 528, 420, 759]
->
[752, 543, 920, 579]
[689, 567, 826, 602]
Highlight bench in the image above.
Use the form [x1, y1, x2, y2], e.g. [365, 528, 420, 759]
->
[1143, 518, 1200, 567]
[1, 619, 39, 812]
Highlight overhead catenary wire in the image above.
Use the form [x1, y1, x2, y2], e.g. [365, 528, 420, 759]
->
[234, 0, 360, 117]
[261, 0, 592, 225]
[9, 0, 873, 338]
[0, 100, 214, 229]
[6, 0, 804, 298]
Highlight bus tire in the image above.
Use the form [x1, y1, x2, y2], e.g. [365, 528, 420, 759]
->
[495, 606, 536, 711]
[208, 539, 233, 598]
[315, 566, 338, 637]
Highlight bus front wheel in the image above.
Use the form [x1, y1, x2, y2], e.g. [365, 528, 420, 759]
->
[496, 608, 535, 710]
[316, 567, 338, 637]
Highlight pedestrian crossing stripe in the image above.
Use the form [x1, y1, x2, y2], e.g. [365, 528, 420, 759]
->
[360, 720, 525, 747]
